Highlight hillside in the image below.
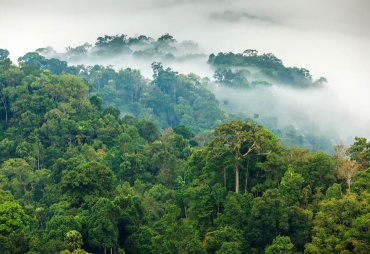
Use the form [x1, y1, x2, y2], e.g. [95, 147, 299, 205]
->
[0, 54, 369, 253]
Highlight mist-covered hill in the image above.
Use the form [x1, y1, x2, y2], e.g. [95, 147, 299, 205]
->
[1, 1, 370, 253]
[8, 33, 365, 154]
[0, 55, 370, 253]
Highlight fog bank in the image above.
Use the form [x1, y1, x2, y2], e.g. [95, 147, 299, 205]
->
[1, 0, 369, 143]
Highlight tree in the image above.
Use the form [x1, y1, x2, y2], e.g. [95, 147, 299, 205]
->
[61, 161, 115, 207]
[0, 158, 49, 204]
[243, 49, 258, 57]
[203, 226, 243, 254]
[0, 67, 25, 123]
[351, 213, 370, 253]
[151, 62, 178, 95]
[42, 239, 69, 254]
[173, 125, 194, 140]
[0, 201, 28, 235]
[45, 215, 82, 242]
[88, 198, 119, 254]
[279, 168, 305, 206]
[265, 236, 294, 254]
[286, 206, 313, 251]
[136, 226, 154, 254]
[248, 189, 288, 249]
[306, 192, 365, 253]
[214, 68, 250, 88]
[65, 230, 83, 251]
[349, 137, 370, 170]
[18, 52, 46, 67]
[352, 169, 370, 195]
[0, 190, 14, 204]
[0, 199, 29, 253]
[0, 49, 9, 60]
[157, 34, 176, 47]
[297, 152, 336, 191]
[60, 248, 91, 254]
[113, 194, 144, 250]
[333, 143, 360, 192]
[338, 161, 359, 192]
[211, 120, 276, 193]
[137, 119, 161, 142]
[216, 242, 241, 254]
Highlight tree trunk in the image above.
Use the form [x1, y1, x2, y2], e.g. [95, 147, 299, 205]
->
[235, 163, 239, 193]
[235, 152, 239, 193]
[223, 166, 227, 190]
[245, 159, 249, 193]
[2, 98, 8, 123]
[347, 178, 351, 192]
[37, 149, 40, 170]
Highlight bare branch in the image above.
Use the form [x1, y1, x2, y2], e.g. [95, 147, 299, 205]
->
[250, 151, 272, 156]
[242, 140, 256, 157]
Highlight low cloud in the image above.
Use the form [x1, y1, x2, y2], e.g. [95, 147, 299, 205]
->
[210, 11, 277, 24]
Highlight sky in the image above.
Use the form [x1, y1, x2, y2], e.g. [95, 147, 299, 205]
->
[1, 0, 370, 140]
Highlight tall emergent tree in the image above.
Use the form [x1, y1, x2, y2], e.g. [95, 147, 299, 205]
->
[211, 120, 277, 193]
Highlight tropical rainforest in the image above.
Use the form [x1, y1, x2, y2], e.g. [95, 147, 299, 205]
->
[0, 34, 369, 254]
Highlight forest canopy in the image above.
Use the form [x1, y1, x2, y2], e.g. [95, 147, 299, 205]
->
[0, 45, 368, 254]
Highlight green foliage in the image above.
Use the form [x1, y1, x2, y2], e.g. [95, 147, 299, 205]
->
[305, 192, 369, 253]
[1, 49, 369, 254]
[211, 120, 280, 193]
[0, 189, 14, 204]
[173, 125, 195, 140]
[248, 189, 289, 249]
[0, 49, 10, 61]
[60, 248, 91, 254]
[65, 230, 83, 251]
[45, 215, 82, 242]
[297, 152, 336, 191]
[136, 226, 154, 254]
[208, 51, 326, 88]
[0, 201, 28, 235]
[0, 158, 49, 205]
[204, 226, 243, 253]
[61, 161, 115, 207]
[353, 169, 370, 195]
[42, 239, 69, 254]
[137, 119, 161, 142]
[87, 198, 119, 251]
[18, 50, 231, 133]
[279, 168, 305, 206]
[214, 68, 250, 88]
[265, 235, 294, 254]
[349, 137, 370, 170]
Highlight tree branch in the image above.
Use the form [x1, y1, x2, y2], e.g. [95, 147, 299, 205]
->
[242, 140, 256, 157]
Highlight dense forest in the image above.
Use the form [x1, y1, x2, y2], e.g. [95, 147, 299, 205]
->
[11, 34, 337, 153]
[0, 39, 369, 254]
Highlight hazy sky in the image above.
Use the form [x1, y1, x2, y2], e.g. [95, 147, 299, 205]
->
[1, 0, 370, 139]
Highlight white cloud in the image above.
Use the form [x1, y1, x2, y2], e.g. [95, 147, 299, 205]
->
[0, 0, 369, 142]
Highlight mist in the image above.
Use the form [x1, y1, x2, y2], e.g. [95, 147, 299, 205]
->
[1, 0, 369, 145]
[211, 84, 366, 143]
